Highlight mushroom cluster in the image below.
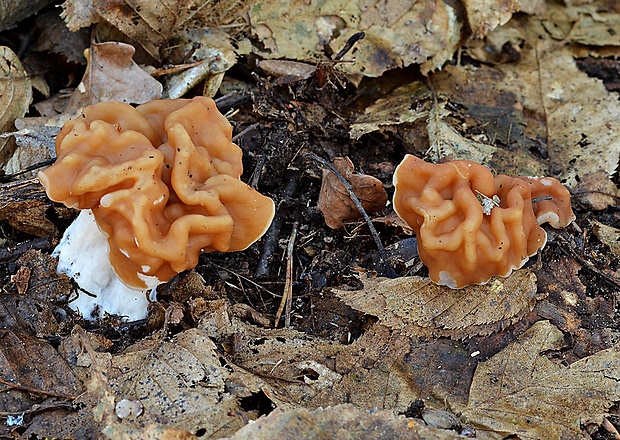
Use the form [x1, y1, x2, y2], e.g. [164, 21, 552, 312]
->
[39, 97, 274, 319]
[392, 155, 575, 288]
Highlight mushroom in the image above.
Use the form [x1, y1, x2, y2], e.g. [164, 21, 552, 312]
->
[392, 154, 575, 288]
[39, 97, 275, 320]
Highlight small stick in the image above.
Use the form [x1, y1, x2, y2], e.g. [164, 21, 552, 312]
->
[256, 174, 298, 279]
[603, 418, 620, 440]
[0, 237, 53, 261]
[307, 153, 396, 277]
[275, 222, 298, 327]
[334, 32, 365, 60]
[0, 377, 77, 400]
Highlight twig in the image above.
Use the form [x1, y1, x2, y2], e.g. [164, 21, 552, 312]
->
[0, 377, 77, 400]
[603, 418, 620, 440]
[210, 262, 280, 298]
[307, 153, 397, 277]
[232, 122, 261, 143]
[0, 237, 54, 261]
[275, 222, 298, 327]
[256, 173, 298, 278]
[555, 234, 620, 290]
[334, 32, 365, 60]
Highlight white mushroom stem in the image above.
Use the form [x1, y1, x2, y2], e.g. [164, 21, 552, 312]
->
[54, 210, 160, 321]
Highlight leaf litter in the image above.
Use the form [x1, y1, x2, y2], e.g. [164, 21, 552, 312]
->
[1, 0, 620, 439]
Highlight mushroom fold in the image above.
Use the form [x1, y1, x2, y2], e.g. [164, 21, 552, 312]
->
[39, 97, 275, 288]
[393, 155, 575, 288]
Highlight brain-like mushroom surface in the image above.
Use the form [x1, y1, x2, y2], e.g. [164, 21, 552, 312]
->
[393, 155, 575, 288]
[39, 97, 275, 288]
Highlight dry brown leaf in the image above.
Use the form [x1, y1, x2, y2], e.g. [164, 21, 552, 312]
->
[434, 22, 620, 187]
[541, 2, 620, 46]
[102, 328, 243, 436]
[0, 46, 32, 167]
[62, 0, 244, 60]
[228, 318, 475, 415]
[164, 29, 237, 98]
[318, 157, 388, 229]
[229, 404, 463, 440]
[592, 221, 620, 258]
[494, 39, 620, 188]
[0, 250, 72, 338]
[249, 0, 462, 77]
[64, 41, 162, 114]
[333, 269, 542, 339]
[463, 0, 520, 38]
[0, 329, 82, 412]
[32, 10, 89, 64]
[349, 82, 431, 139]
[426, 103, 497, 163]
[429, 64, 549, 178]
[461, 320, 620, 439]
[0, 0, 54, 32]
[573, 171, 620, 210]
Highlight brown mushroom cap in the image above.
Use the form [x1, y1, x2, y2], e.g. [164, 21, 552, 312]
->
[393, 155, 574, 288]
[39, 97, 275, 288]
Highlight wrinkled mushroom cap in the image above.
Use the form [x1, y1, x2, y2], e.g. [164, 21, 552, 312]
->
[39, 97, 275, 288]
[393, 155, 574, 288]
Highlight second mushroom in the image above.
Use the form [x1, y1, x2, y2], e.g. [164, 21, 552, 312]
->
[392, 155, 575, 288]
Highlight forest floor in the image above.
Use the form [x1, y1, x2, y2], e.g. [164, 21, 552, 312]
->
[1, 1, 620, 439]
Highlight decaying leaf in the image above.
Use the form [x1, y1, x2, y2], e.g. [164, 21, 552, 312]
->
[0, 329, 82, 414]
[333, 269, 542, 339]
[318, 157, 388, 229]
[573, 171, 620, 211]
[541, 2, 620, 46]
[62, 0, 245, 60]
[592, 221, 620, 258]
[494, 41, 620, 188]
[64, 41, 162, 114]
[229, 404, 463, 440]
[0, 178, 60, 237]
[463, 0, 520, 38]
[164, 29, 237, 98]
[461, 320, 620, 439]
[249, 0, 462, 77]
[0, 250, 73, 338]
[101, 328, 243, 436]
[426, 104, 497, 163]
[349, 82, 431, 139]
[0, 46, 32, 167]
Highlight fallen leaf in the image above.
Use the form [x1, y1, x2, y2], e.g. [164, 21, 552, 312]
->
[426, 103, 497, 163]
[463, 0, 520, 38]
[229, 404, 463, 440]
[592, 221, 620, 258]
[0, 250, 73, 338]
[0, 0, 54, 32]
[105, 328, 244, 436]
[0, 46, 32, 167]
[494, 40, 620, 188]
[0, 178, 60, 237]
[541, 2, 620, 46]
[249, 0, 462, 77]
[64, 41, 162, 114]
[349, 82, 431, 139]
[318, 157, 388, 229]
[573, 171, 620, 210]
[0, 328, 81, 412]
[62, 0, 245, 60]
[461, 320, 620, 439]
[164, 28, 237, 98]
[333, 269, 542, 339]
[32, 10, 89, 63]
